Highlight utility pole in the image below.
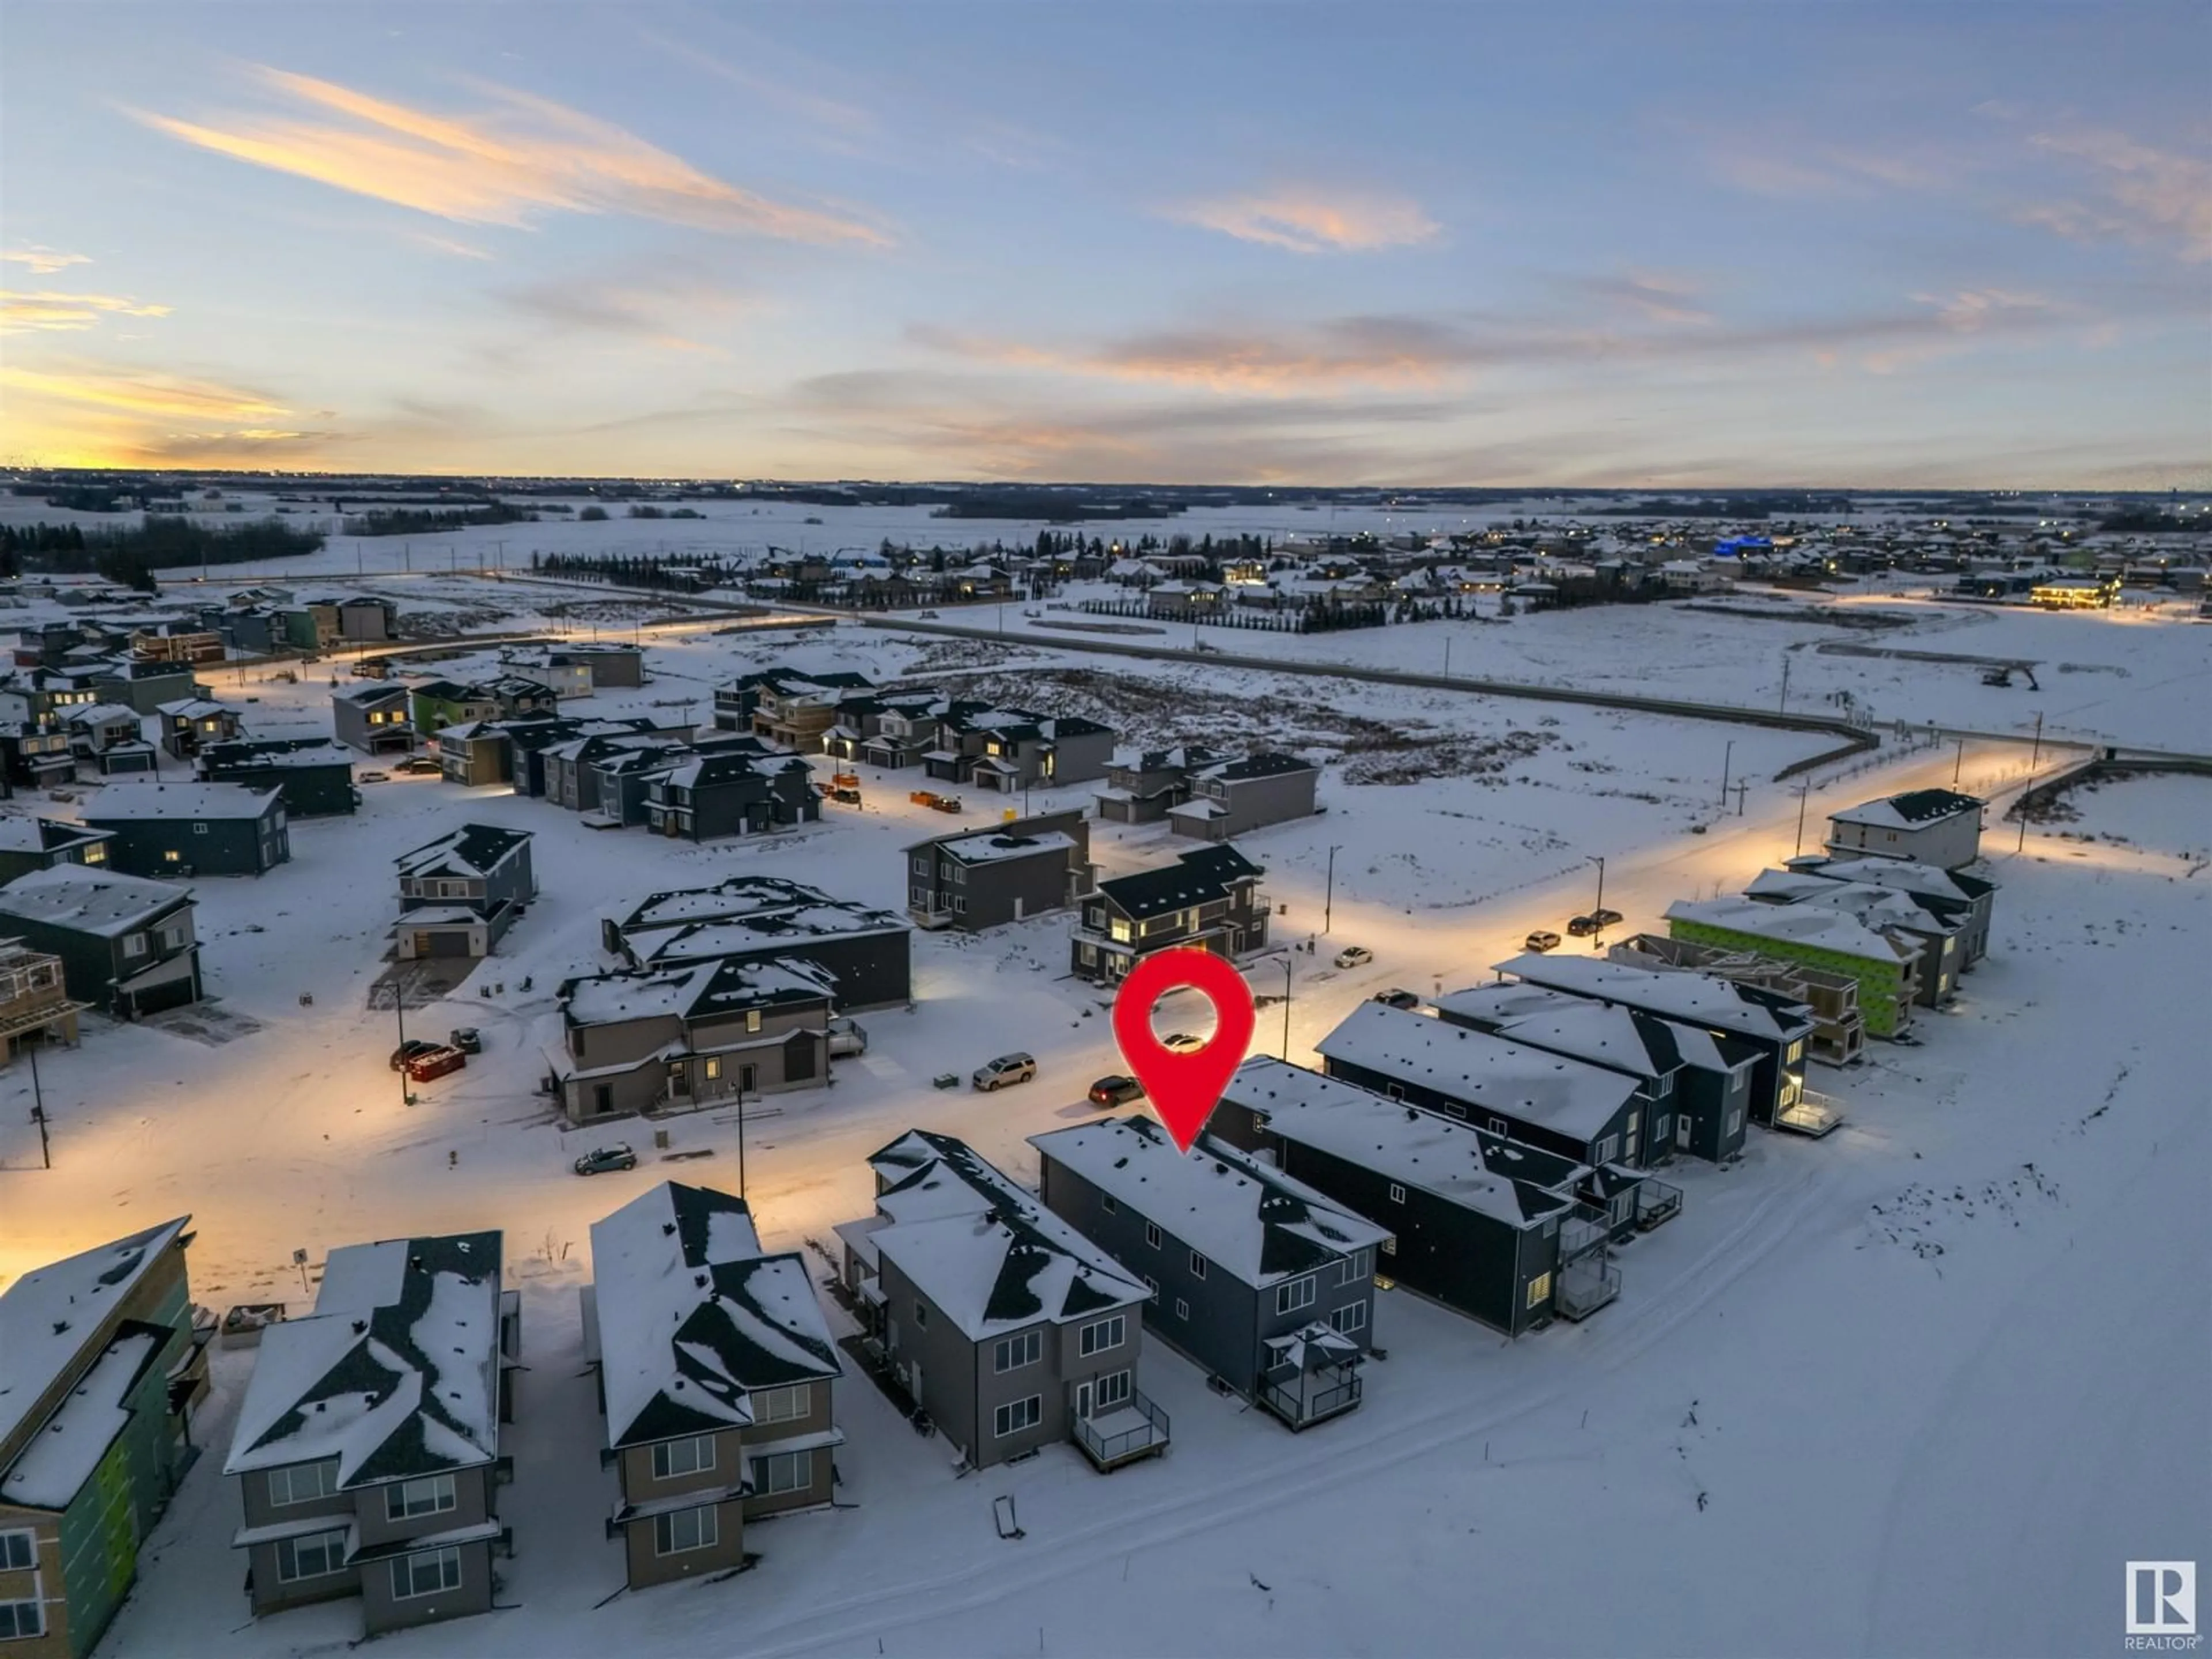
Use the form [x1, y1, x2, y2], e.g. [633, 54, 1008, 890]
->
[28, 1039, 50, 1169]
[1777, 653, 1791, 713]
[736, 1089, 750, 1200]
[1953, 737, 1965, 787]
[1586, 855, 1605, 946]
[1734, 779, 1749, 817]
[2028, 710, 2044, 772]
[1280, 956, 1292, 1059]
[1718, 740, 1734, 808]
[1324, 845, 1342, 935]
[395, 986, 415, 1106]
[1794, 779, 1812, 857]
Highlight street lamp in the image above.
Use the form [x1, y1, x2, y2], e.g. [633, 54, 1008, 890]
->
[1794, 779, 1813, 857]
[1586, 856, 1605, 948]
[1324, 845, 1342, 935]
[1718, 740, 1735, 809]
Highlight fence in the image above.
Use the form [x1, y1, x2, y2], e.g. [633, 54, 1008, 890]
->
[1075, 597, 1390, 634]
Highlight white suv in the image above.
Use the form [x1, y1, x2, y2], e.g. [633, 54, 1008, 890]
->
[972, 1052, 1037, 1091]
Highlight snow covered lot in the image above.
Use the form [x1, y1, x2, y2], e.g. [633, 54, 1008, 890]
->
[0, 586, 2205, 1658]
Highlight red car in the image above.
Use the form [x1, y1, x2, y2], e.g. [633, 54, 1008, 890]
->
[403, 1045, 468, 1083]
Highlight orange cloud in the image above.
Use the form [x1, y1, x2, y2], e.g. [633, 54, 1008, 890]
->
[2, 247, 92, 275]
[910, 317, 1471, 393]
[1, 291, 172, 334]
[1168, 188, 1438, 253]
[2021, 126, 2212, 262]
[1, 365, 291, 422]
[134, 67, 891, 247]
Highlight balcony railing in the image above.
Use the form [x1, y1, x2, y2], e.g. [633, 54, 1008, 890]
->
[1072, 1386, 1170, 1469]
[1556, 1256, 1621, 1321]
[1259, 1365, 1362, 1430]
[1775, 1088, 1845, 1138]
[1633, 1179, 1684, 1231]
[1558, 1208, 1612, 1263]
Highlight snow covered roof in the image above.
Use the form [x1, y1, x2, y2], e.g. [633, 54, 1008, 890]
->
[1828, 788, 1982, 831]
[1743, 873, 1960, 936]
[934, 828, 1076, 865]
[82, 782, 280, 823]
[66, 702, 140, 728]
[1316, 1003, 1643, 1140]
[562, 956, 833, 1028]
[0, 865, 192, 935]
[0, 816, 112, 855]
[627, 904, 908, 969]
[588, 1182, 840, 1451]
[394, 822, 531, 881]
[1223, 1059, 1585, 1226]
[1097, 843, 1264, 921]
[1108, 744, 1223, 773]
[1666, 896, 1921, 964]
[335, 682, 409, 707]
[1029, 1116, 1391, 1288]
[1495, 952, 1815, 1044]
[1, 1327, 166, 1510]
[0, 1218, 191, 1474]
[859, 1132, 1150, 1343]
[1785, 855, 1996, 904]
[613, 874, 856, 936]
[1192, 752, 1317, 784]
[199, 737, 352, 772]
[225, 1231, 505, 1487]
[153, 698, 232, 720]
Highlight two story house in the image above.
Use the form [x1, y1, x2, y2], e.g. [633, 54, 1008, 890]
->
[1665, 895, 1923, 1038]
[608, 876, 912, 1011]
[223, 1232, 518, 1640]
[551, 957, 835, 1124]
[904, 809, 1094, 932]
[583, 1183, 843, 1590]
[643, 752, 821, 840]
[154, 697, 243, 760]
[0, 1219, 208, 1659]
[331, 683, 414, 755]
[0, 819, 113, 885]
[922, 709, 1115, 793]
[1825, 787, 1985, 870]
[1740, 872, 1968, 1007]
[1069, 843, 1268, 986]
[0, 866, 202, 1017]
[1782, 854, 1997, 968]
[741, 669, 876, 751]
[831, 1132, 1165, 1473]
[393, 824, 535, 960]
[1165, 753, 1321, 842]
[0, 725, 76, 790]
[82, 782, 290, 879]
[1093, 745, 1224, 824]
[1214, 1058, 1620, 1332]
[198, 737, 359, 817]
[1032, 1116, 1391, 1430]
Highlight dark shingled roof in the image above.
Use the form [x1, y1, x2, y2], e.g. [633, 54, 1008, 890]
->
[1096, 843, 1263, 921]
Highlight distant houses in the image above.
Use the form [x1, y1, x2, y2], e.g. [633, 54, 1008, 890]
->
[80, 782, 290, 878]
[904, 809, 1094, 932]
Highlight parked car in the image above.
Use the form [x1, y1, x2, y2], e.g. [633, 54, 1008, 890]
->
[1566, 915, 1599, 938]
[449, 1027, 482, 1054]
[389, 1038, 442, 1071]
[1158, 1032, 1207, 1054]
[1334, 945, 1374, 969]
[396, 757, 442, 777]
[403, 1045, 467, 1083]
[573, 1144, 638, 1176]
[1592, 907, 1624, 928]
[358, 770, 390, 783]
[827, 1016, 868, 1057]
[1372, 988, 1421, 1010]
[1089, 1074, 1145, 1107]
[1524, 930, 1562, 953]
[972, 1052, 1037, 1091]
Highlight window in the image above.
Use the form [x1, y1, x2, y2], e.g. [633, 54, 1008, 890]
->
[1527, 1272, 1552, 1309]
[1143, 1222, 1160, 1249]
[1338, 1249, 1370, 1285]
[385, 1473, 456, 1521]
[1786, 1040, 1805, 1065]
[162, 850, 181, 865]
[1726, 1109, 1744, 1136]
[275, 1529, 348, 1582]
[1541, 1217, 1558, 1238]
[703, 1056, 721, 1081]
[1174, 1298, 1188, 1320]
[1275, 1276, 1316, 1315]
[653, 1506, 718, 1557]
[1384, 1082, 1404, 1101]
[652, 1437, 715, 1480]
[752, 1449, 812, 1495]
[390, 1545, 463, 1600]
[1593, 1134, 1619, 1165]
[1381, 1237, 1396, 1256]
[192, 822, 209, 835]
[994, 1331, 1041, 1373]
[745, 1009, 762, 1034]
[122, 932, 146, 959]
[911, 885, 929, 907]
[1100, 1194, 1116, 1214]
[267, 1462, 336, 1506]
[1096, 1370, 1131, 1410]
[913, 1300, 927, 1330]
[1654, 1115, 1671, 1146]
[952, 896, 967, 915]
[1142, 1275, 1159, 1302]
[993, 1396, 1042, 1438]
[1079, 942, 1098, 965]
[1188, 1251, 1207, 1279]
[0, 1531, 33, 1571]
[1488, 1116, 1510, 1137]
[1330, 1302, 1367, 1336]
[0, 1601, 42, 1641]
[1387, 1183, 1406, 1205]
[752, 1383, 808, 1423]
[1078, 1315, 1124, 1357]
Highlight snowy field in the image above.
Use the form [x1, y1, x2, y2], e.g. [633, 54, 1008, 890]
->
[0, 573, 2205, 1658]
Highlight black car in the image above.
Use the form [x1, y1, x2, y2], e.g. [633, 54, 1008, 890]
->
[1592, 907, 1624, 928]
[389, 1039, 442, 1071]
[1089, 1074, 1145, 1107]
[1372, 988, 1421, 1010]
[1566, 915, 1600, 938]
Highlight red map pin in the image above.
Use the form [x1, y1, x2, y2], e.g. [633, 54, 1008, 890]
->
[1111, 948, 1257, 1154]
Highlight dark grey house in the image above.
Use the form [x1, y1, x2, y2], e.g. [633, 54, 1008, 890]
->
[643, 752, 820, 840]
[1166, 752, 1321, 842]
[1031, 1116, 1392, 1430]
[223, 1230, 517, 1641]
[1495, 952, 1817, 1132]
[1094, 745, 1224, 824]
[198, 737, 359, 817]
[608, 875, 911, 1010]
[548, 643, 645, 690]
[82, 782, 290, 878]
[832, 1132, 1165, 1473]
[1436, 983, 1753, 1164]
[904, 809, 1093, 932]
[0, 865, 202, 1015]
[0, 722, 78, 788]
[332, 683, 415, 755]
[154, 697, 243, 760]
[1069, 842, 1268, 985]
[92, 660, 200, 716]
[393, 824, 535, 959]
[0, 816, 116, 884]
[1215, 1058, 1620, 1332]
[551, 957, 834, 1124]
[936, 711, 1116, 794]
[584, 1183, 844, 1592]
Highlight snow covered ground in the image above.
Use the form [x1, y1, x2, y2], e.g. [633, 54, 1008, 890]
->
[0, 584, 2205, 1658]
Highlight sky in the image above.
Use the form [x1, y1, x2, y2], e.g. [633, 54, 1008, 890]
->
[1, 1, 2207, 487]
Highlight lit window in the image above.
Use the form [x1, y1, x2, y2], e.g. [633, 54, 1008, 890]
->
[1527, 1273, 1552, 1309]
